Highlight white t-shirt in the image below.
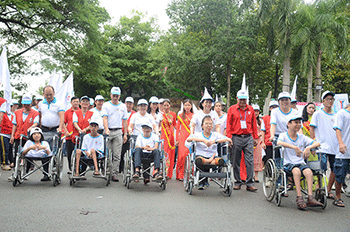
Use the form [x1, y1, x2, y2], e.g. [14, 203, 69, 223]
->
[270, 108, 298, 135]
[135, 133, 159, 153]
[129, 112, 156, 136]
[150, 112, 163, 126]
[185, 132, 226, 158]
[218, 114, 227, 134]
[90, 108, 104, 130]
[0, 101, 6, 113]
[333, 109, 350, 159]
[310, 109, 338, 155]
[278, 132, 314, 165]
[22, 140, 52, 157]
[38, 98, 65, 128]
[12, 113, 39, 125]
[101, 101, 127, 129]
[81, 134, 104, 153]
[190, 110, 220, 133]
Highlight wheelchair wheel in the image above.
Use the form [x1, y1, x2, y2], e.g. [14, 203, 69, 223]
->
[224, 179, 233, 197]
[188, 181, 193, 195]
[13, 172, 20, 187]
[315, 189, 327, 209]
[52, 174, 58, 187]
[126, 176, 131, 189]
[56, 148, 64, 181]
[160, 181, 166, 190]
[343, 173, 350, 197]
[183, 156, 190, 191]
[106, 173, 111, 186]
[263, 159, 277, 201]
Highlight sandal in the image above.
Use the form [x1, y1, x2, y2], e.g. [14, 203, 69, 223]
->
[93, 172, 100, 177]
[296, 196, 307, 210]
[327, 193, 335, 199]
[133, 171, 140, 179]
[154, 173, 163, 180]
[333, 199, 345, 207]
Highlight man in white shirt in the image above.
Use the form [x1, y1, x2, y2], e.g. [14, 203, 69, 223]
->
[102, 87, 128, 182]
[310, 91, 338, 199]
[90, 95, 104, 134]
[333, 103, 350, 207]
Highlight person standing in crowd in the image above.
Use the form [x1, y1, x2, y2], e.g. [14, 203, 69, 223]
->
[38, 85, 66, 181]
[310, 91, 338, 200]
[89, 98, 94, 110]
[269, 92, 299, 158]
[161, 99, 177, 179]
[102, 87, 128, 182]
[64, 96, 80, 174]
[0, 96, 13, 171]
[261, 100, 279, 164]
[90, 95, 105, 134]
[190, 89, 220, 134]
[147, 96, 162, 129]
[10, 94, 39, 170]
[226, 90, 258, 192]
[214, 99, 227, 135]
[290, 98, 298, 111]
[3, 99, 17, 170]
[302, 102, 316, 137]
[73, 96, 94, 134]
[120, 96, 135, 173]
[252, 104, 263, 182]
[128, 99, 157, 137]
[158, 98, 164, 112]
[332, 103, 350, 207]
[32, 96, 43, 112]
[175, 99, 193, 181]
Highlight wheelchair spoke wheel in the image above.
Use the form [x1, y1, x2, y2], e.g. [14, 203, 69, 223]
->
[183, 156, 190, 190]
[263, 159, 277, 202]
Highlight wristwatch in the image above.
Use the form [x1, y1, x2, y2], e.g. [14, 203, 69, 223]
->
[215, 139, 218, 144]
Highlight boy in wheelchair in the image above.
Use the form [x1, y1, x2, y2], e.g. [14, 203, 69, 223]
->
[74, 120, 103, 178]
[277, 115, 323, 209]
[132, 122, 162, 184]
[186, 115, 232, 190]
[22, 127, 52, 181]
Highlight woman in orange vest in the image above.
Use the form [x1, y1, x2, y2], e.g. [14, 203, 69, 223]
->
[10, 94, 39, 168]
[175, 99, 193, 181]
[73, 96, 94, 135]
[161, 99, 177, 179]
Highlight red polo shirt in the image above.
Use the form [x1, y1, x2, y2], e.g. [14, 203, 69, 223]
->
[226, 103, 258, 139]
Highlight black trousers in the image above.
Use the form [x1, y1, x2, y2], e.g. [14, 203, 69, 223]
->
[66, 140, 75, 171]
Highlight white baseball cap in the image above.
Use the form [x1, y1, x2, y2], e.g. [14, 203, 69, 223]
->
[149, 96, 159, 104]
[111, 87, 121, 95]
[141, 122, 153, 130]
[252, 104, 260, 111]
[89, 118, 99, 126]
[278, 92, 291, 100]
[21, 94, 32, 105]
[158, 98, 164, 104]
[80, 96, 90, 101]
[30, 127, 43, 136]
[137, 99, 148, 105]
[35, 96, 43, 101]
[89, 98, 94, 106]
[125, 97, 134, 103]
[95, 95, 104, 101]
[269, 100, 279, 107]
[11, 99, 19, 106]
[288, 114, 303, 122]
[237, 90, 248, 99]
[321, 90, 335, 100]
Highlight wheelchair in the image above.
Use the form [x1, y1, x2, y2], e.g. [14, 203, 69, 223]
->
[183, 142, 233, 196]
[262, 141, 327, 208]
[69, 134, 111, 186]
[12, 132, 64, 187]
[122, 135, 167, 190]
[341, 168, 350, 197]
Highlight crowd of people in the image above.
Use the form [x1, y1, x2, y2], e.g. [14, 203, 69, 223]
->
[0, 85, 349, 209]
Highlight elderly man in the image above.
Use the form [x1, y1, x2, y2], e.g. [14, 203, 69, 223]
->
[102, 87, 128, 182]
[38, 85, 66, 181]
[226, 90, 258, 192]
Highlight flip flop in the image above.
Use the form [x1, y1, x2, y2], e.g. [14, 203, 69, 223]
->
[93, 172, 100, 177]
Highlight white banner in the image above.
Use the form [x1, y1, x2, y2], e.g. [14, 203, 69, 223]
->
[334, 93, 349, 113]
[0, 47, 12, 113]
[56, 72, 74, 110]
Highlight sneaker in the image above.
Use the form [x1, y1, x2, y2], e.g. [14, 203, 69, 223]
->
[41, 175, 50, 182]
[198, 183, 205, 190]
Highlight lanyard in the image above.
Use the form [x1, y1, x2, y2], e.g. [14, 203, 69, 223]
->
[239, 108, 247, 121]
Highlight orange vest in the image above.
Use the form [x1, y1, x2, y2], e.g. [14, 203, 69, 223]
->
[14, 109, 39, 139]
[0, 98, 13, 135]
[75, 110, 94, 133]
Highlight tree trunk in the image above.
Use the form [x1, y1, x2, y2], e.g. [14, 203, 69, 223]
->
[282, 56, 290, 92]
[274, 63, 279, 99]
[226, 63, 231, 107]
[314, 48, 322, 103]
[307, 67, 313, 102]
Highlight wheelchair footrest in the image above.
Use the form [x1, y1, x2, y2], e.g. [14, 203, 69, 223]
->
[199, 172, 228, 179]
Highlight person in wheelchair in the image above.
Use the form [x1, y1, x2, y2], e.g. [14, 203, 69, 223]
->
[74, 120, 103, 179]
[132, 122, 162, 184]
[277, 115, 323, 210]
[186, 115, 232, 190]
[21, 127, 52, 181]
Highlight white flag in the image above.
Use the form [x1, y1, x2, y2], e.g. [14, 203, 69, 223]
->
[56, 72, 74, 110]
[290, 75, 298, 101]
[241, 73, 246, 91]
[178, 101, 183, 115]
[0, 47, 12, 113]
[192, 103, 199, 114]
[48, 70, 63, 92]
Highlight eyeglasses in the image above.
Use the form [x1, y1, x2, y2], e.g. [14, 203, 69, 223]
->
[324, 98, 335, 102]
[203, 123, 213, 126]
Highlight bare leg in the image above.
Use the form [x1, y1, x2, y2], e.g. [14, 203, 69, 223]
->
[303, 168, 314, 196]
[292, 168, 302, 196]
[335, 180, 342, 200]
[75, 149, 81, 176]
[327, 171, 335, 193]
[90, 149, 99, 174]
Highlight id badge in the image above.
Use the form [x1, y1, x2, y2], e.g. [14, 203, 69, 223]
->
[240, 120, 247, 129]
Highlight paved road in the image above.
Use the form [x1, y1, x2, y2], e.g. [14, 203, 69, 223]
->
[0, 158, 349, 232]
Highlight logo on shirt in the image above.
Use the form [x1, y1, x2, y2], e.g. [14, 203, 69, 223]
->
[248, 111, 251, 115]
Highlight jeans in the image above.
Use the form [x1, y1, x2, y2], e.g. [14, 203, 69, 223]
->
[134, 147, 161, 179]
